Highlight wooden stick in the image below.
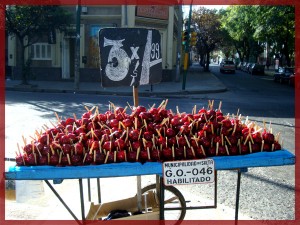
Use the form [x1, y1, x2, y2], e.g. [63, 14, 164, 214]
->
[114, 151, 117, 163]
[158, 100, 165, 109]
[83, 153, 87, 164]
[172, 146, 175, 159]
[54, 112, 61, 122]
[200, 145, 206, 156]
[238, 139, 241, 154]
[184, 135, 191, 148]
[191, 146, 195, 157]
[225, 145, 230, 155]
[261, 140, 264, 152]
[127, 102, 133, 110]
[225, 136, 231, 146]
[218, 101, 222, 112]
[147, 147, 151, 161]
[67, 154, 71, 165]
[104, 153, 109, 164]
[136, 147, 140, 161]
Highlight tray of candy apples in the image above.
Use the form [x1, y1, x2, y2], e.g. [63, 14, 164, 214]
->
[15, 100, 282, 167]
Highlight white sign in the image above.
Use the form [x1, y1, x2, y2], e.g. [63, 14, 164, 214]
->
[163, 159, 215, 186]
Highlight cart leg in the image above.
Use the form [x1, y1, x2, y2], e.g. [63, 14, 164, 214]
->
[79, 179, 85, 221]
[214, 170, 218, 208]
[44, 180, 82, 224]
[97, 178, 101, 204]
[137, 175, 142, 212]
[87, 178, 91, 202]
[235, 169, 242, 223]
[159, 176, 165, 220]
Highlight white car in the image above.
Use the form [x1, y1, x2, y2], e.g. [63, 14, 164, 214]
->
[220, 60, 235, 73]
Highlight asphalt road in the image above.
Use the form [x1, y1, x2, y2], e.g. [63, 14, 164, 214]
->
[5, 64, 296, 221]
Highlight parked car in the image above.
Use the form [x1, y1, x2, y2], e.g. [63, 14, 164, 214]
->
[240, 62, 248, 72]
[236, 62, 242, 70]
[273, 67, 295, 84]
[245, 63, 253, 73]
[248, 63, 265, 75]
[220, 60, 235, 73]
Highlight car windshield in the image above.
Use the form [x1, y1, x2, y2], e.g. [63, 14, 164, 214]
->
[224, 61, 234, 64]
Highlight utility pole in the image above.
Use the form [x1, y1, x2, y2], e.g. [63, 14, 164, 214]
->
[74, 3, 81, 90]
[182, 4, 192, 90]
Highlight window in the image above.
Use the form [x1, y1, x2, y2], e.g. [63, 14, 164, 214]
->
[31, 43, 52, 60]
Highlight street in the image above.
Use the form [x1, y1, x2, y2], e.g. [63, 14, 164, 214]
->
[5, 64, 295, 220]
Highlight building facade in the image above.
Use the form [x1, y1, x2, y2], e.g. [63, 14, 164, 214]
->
[7, 5, 182, 82]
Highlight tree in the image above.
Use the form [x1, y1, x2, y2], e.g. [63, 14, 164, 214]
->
[252, 6, 295, 66]
[220, 6, 264, 63]
[220, 6, 294, 66]
[5, 6, 73, 85]
[192, 7, 224, 71]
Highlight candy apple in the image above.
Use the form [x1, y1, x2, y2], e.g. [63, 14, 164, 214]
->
[109, 119, 119, 128]
[122, 118, 133, 128]
[60, 135, 71, 145]
[62, 143, 72, 155]
[115, 138, 126, 150]
[240, 144, 249, 155]
[273, 141, 281, 150]
[221, 119, 232, 129]
[49, 154, 59, 166]
[143, 131, 154, 141]
[186, 147, 195, 159]
[177, 136, 187, 147]
[150, 148, 160, 161]
[116, 150, 126, 162]
[195, 147, 206, 159]
[102, 140, 114, 151]
[71, 154, 82, 166]
[217, 145, 227, 156]
[131, 141, 141, 151]
[207, 146, 216, 156]
[129, 129, 139, 141]
[200, 137, 210, 148]
[16, 154, 25, 166]
[229, 145, 239, 155]
[38, 134, 49, 145]
[38, 155, 48, 165]
[127, 151, 137, 162]
[262, 131, 274, 144]
[180, 124, 190, 135]
[41, 145, 51, 156]
[74, 142, 84, 155]
[251, 143, 260, 153]
[162, 147, 173, 161]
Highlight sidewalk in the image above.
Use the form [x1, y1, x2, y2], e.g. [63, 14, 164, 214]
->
[5, 63, 227, 97]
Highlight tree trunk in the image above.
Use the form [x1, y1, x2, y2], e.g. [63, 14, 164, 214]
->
[204, 51, 210, 71]
[18, 37, 28, 85]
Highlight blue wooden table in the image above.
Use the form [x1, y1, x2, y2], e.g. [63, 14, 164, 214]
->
[6, 150, 295, 180]
[5, 150, 296, 222]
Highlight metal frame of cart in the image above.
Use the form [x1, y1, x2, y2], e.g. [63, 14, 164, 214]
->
[5, 150, 295, 223]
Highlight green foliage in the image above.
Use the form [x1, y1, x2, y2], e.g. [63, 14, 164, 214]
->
[220, 5, 295, 66]
[192, 7, 225, 70]
[5, 6, 73, 84]
[6, 6, 73, 45]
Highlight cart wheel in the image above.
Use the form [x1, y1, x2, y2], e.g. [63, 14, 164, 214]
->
[141, 184, 186, 222]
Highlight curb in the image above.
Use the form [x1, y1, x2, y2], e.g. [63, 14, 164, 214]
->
[5, 86, 228, 97]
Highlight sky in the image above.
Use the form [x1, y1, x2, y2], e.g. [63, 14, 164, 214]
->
[182, 5, 228, 18]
